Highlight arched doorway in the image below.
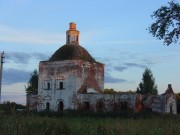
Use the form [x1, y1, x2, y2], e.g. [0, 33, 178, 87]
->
[46, 102, 50, 111]
[170, 103, 173, 114]
[83, 101, 90, 110]
[58, 101, 64, 111]
[96, 100, 104, 112]
[120, 101, 128, 111]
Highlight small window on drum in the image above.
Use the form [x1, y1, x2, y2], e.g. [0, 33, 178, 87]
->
[67, 35, 70, 42]
[77, 36, 79, 42]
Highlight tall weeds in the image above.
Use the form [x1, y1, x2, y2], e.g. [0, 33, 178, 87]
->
[0, 112, 179, 135]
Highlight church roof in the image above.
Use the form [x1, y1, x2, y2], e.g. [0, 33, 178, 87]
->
[49, 44, 96, 63]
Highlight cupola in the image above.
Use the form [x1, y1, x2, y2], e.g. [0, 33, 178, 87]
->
[49, 23, 96, 62]
[66, 22, 80, 45]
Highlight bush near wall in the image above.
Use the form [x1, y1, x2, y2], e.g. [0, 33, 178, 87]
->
[0, 101, 25, 113]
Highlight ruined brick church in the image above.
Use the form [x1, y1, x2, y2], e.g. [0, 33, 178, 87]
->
[27, 23, 177, 114]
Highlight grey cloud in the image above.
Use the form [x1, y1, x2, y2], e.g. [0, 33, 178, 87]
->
[105, 72, 127, 83]
[2, 68, 30, 84]
[6, 52, 31, 64]
[114, 66, 127, 72]
[32, 52, 49, 60]
[142, 58, 155, 65]
[95, 57, 115, 72]
[124, 63, 146, 69]
[6, 52, 49, 64]
[111, 62, 146, 73]
[95, 57, 115, 64]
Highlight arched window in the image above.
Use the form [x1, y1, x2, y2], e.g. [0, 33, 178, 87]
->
[56, 79, 64, 90]
[44, 80, 52, 90]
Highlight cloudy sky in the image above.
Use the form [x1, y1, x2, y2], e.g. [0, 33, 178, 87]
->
[0, 0, 180, 105]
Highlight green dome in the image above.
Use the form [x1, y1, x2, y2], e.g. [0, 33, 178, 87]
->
[49, 44, 96, 62]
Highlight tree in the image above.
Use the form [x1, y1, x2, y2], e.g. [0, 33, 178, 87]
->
[137, 68, 158, 94]
[148, 1, 180, 46]
[126, 90, 136, 94]
[104, 88, 117, 94]
[25, 69, 38, 94]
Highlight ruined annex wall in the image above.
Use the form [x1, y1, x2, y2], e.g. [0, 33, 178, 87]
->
[140, 94, 165, 113]
[140, 94, 177, 114]
[136, 94, 166, 113]
[149, 95, 165, 113]
[137, 94, 177, 114]
[75, 93, 136, 112]
[151, 96, 165, 113]
[27, 94, 38, 111]
[37, 60, 104, 111]
[165, 94, 177, 114]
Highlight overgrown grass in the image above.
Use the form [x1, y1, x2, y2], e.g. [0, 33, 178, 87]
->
[0, 111, 179, 135]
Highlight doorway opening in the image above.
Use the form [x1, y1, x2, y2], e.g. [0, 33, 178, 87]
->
[58, 101, 64, 111]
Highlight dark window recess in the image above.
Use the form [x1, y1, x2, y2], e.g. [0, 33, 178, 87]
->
[76, 36, 78, 42]
[67, 35, 70, 42]
[59, 82, 63, 89]
[46, 102, 50, 111]
[47, 82, 50, 90]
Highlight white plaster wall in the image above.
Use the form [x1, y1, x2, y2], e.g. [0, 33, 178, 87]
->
[37, 60, 104, 111]
[87, 88, 98, 93]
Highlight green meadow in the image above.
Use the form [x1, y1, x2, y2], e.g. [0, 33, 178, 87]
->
[0, 111, 179, 135]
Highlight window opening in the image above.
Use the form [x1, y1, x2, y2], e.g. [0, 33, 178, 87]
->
[60, 82, 63, 89]
[47, 82, 50, 90]
[46, 102, 50, 111]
